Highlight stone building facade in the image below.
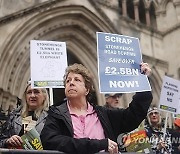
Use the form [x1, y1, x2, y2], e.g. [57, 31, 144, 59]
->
[0, 0, 180, 126]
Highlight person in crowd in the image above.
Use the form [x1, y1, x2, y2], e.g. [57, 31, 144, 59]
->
[0, 83, 49, 148]
[104, 93, 122, 108]
[169, 118, 180, 154]
[40, 63, 153, 154]
[145, 107, 172, 154]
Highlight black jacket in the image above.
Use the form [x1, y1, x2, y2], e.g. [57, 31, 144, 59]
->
[168, 128, 180, 154]
[40, 91, 152, 154]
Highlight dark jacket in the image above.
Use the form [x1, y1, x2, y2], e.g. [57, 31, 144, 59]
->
[168, 128, 180, 154]
[40, 91, 152, 154]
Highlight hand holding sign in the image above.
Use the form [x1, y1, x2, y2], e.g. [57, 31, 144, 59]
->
[140, 62, 151, 76]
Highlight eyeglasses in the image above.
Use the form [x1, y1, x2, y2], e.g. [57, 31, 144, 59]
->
[149, 112, 159, 116]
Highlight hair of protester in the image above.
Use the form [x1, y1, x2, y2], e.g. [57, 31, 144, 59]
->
[63, 63, 95, 102]
[21, 83, 49, 118]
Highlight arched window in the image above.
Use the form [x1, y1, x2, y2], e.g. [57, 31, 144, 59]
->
[127, 0, 135, 20]
[139, 0, 146, 24]
[149, 2, 157, 28]
[118, 0, 123, 15]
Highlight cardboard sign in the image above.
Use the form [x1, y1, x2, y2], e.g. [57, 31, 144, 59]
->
[30, 40, 67, 88]
[159, 76, 180, 113]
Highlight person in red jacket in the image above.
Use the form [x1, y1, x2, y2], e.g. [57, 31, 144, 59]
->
[40, 63, 152, 154]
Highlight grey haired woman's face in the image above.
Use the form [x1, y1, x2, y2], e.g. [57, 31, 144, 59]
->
[25, 85, 45, 111]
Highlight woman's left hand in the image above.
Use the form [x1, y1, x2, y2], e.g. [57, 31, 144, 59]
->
[6, 135, 23, 147]
[108, 138, 118, 154]
[140, 62, 151, 76]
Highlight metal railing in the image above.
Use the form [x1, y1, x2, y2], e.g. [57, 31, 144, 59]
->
[0, 149, 138, 154]
[0, 149, 62, 154]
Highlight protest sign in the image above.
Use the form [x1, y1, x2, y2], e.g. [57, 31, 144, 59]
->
[21, 128, 43, 150]
[8, 128, 43, 150]
[159, 76, 180, 113]
[117, 128, 152, 153]
[97, 32, 151, 93]
[30, 40, 67, 88]
[174, 113, 180, 119]
[177, 98, 180, 114]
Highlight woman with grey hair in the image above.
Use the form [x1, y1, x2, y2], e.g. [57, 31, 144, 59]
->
[0, 83, 49, 148]
[145, 107, 172, 154]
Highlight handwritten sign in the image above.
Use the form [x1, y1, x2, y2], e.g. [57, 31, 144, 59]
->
[159, 76, 180, 113]
[30, 40, 67, 88]
[97, 32, 151, 93]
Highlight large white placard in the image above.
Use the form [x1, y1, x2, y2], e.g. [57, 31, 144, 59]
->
[30, 40, 67, 88]
[159, 76, 180, 113]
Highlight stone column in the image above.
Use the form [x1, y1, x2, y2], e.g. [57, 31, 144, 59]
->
[145, 8, 151, 26]
[134, 3, 140, 22]
[0, 88, 3, 107]
[122, 0, 127, 16]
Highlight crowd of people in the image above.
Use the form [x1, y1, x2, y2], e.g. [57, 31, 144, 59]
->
[0, 62, 179, 154]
